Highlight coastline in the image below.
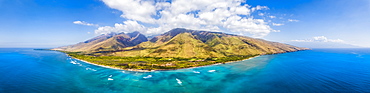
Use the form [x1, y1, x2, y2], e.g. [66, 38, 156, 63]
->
[67, 54, 155, 72]
[60, 49, 308, 72]
[174, 55, 260, 71]
[65, 53, 260, 72]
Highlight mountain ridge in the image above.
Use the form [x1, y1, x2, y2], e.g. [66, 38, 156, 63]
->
[53, 31, 148, 52]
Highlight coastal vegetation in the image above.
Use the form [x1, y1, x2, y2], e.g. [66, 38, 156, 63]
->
[66, 51, 258, 70]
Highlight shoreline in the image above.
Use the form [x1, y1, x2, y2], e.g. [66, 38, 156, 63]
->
[67, 54, 155, 72]
[171, 55, 260, 71]
[60, 49, 308, 72]
[65, 54, 260, 72]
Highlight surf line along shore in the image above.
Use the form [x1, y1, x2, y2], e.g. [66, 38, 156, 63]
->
[66, 54, 154, 72]
[63, 53, 260, 72]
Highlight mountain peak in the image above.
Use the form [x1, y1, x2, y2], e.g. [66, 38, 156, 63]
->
[165, 28, 193, 36]
[127, 31, 148, 45]
[170, 28, 188, 31]
[54, 31, 148, 52]
[127, 31, 141, 37]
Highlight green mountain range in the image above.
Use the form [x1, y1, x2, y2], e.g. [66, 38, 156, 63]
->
[54, 28, 307, 58]
[53, 31, 148, 52]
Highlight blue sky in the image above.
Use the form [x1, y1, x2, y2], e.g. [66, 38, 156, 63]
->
[0, 0, 369, 48]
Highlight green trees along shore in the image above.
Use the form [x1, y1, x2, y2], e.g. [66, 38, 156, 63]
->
[66, 52, 258, 71]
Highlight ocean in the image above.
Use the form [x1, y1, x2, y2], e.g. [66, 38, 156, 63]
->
[0, 48, 369, 92]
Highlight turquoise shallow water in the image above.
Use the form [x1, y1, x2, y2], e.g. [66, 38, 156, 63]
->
[0, 48, 369, 92]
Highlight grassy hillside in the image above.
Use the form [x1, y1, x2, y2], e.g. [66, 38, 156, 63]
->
[108, 28, 307, 58]
[52, 32, 148, 52]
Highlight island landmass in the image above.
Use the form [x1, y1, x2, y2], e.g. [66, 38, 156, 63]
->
[53, 28, 308, 71]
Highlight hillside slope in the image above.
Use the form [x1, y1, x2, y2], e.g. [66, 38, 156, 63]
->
[53, 31, 148, 52]
[112, 28, 307, 58]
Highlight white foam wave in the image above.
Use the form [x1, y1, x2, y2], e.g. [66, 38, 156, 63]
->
[70, 60, 77, 64]
[108, 78, 114, 80]
[85, 67, 97, 71]
[208, 70, 216, 72]
[143, 75, 152, 79]
[176, 78, 182, 85]
[193, 71, 200, 73]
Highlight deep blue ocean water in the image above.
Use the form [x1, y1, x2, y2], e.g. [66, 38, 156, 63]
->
[0, 48, 369, 93]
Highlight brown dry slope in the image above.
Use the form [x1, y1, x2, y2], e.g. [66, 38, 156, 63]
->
[112, 28, 308, 58]
[53, 31, 148, 53]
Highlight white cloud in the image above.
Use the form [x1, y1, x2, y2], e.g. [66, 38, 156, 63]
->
[251, 5, 269, 11]
[98, 0, 279, 38]
[258, 13, 264, 16]
[95, 20, 146, 34]
[73, 21, 98, 26]
[272, 30, 280, 32]
[269, 16, 276, 18]
[288, 19, 299, 22]
[102, 0, 156, 23]
[292, 36, 344, 42]
[272, 23, 284, 26]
